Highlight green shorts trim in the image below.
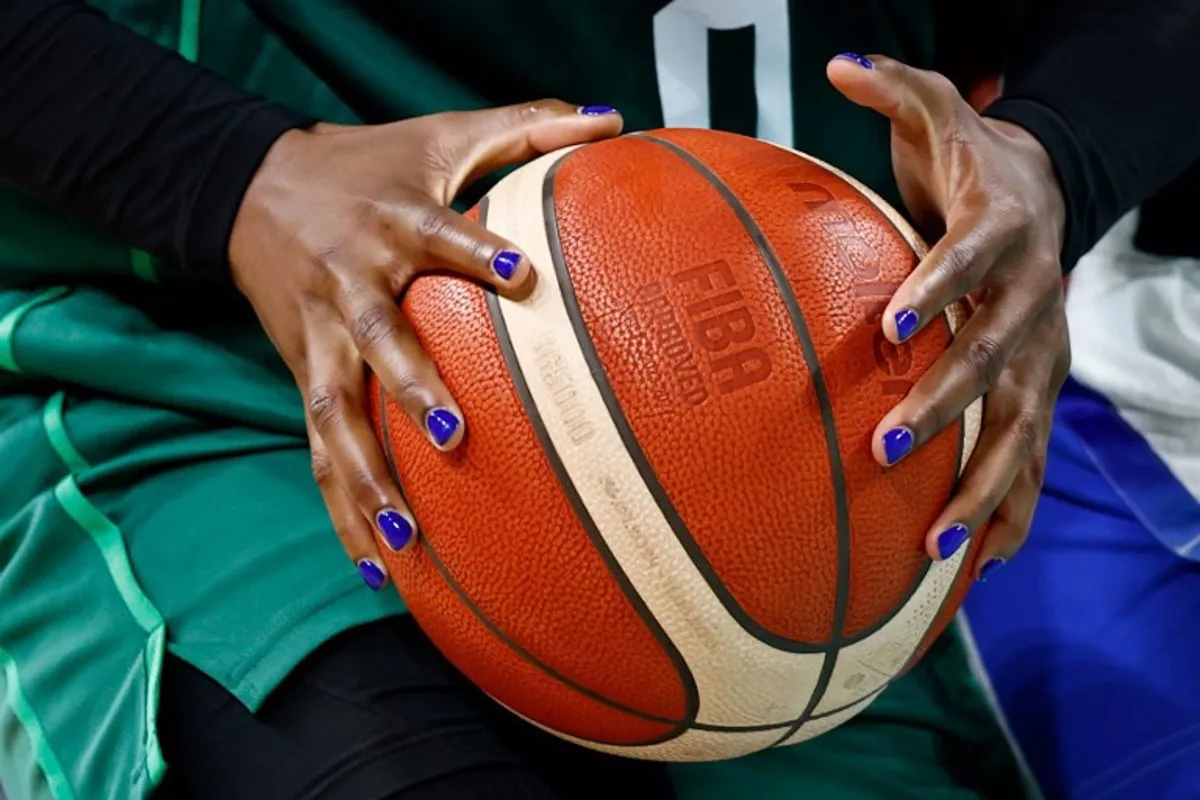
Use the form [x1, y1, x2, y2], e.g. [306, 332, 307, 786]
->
[0, 288, 69, 373]
[0, 650, 73, 800]
[1, 289, 167, 798]
[54, 477, 167, 787]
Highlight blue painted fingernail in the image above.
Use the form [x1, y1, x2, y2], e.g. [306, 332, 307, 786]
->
[894, 308, 920, 342]
[425, 407, 461, 449]
[834, 53, 874, 69]
[979, 558, 1007, 582]
[357, 558, 387, 591]
[376, 509, 415, 552]
[936, 524, 970, 560]
[492, 250, 521, 281]
[579, 104, 619, 116]
[882, 427, 914, 465]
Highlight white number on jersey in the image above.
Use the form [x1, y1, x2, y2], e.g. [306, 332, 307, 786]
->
[652, 0, 794, 146]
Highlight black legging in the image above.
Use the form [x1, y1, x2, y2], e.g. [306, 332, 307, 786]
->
[153, 615, 676, 799]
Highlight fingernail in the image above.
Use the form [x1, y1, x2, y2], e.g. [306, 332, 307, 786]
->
[357, 558, 387, 591]
[936, 524, 970, 560]
[579, 104, 619, 116]
[979, 557, 1007, 582]
[894, 307, 919, 342]
[491, 250, 522, 281]
[882, 426, 914, 465]
[834, 53, 874, 70]
[425, 406, 461, 449]
[376, 509, 415, 552]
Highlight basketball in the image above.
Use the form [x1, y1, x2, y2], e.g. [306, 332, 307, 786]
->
[368, 128, 982, 762]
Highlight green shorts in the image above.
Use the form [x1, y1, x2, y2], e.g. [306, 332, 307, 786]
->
[0, 285, 1026, 800]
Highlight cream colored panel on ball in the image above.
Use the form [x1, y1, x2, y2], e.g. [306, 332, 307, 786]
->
[506, 700, 792, 762]
[774, 693, 877, 747]
[778, 143, 980, 713]
[811, 546, 967, 714]
[484, 148, 829, 748]
[479, 138, 981, 761]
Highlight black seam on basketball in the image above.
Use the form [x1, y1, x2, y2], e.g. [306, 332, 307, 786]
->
[896, 532, 978, 676]
[373, 163, 958, 744]
[420, 538, 867, 737]
[837, 561, 932, 644]
[545, 135, 838, 657]
[484, 191, 715, 742]
[374, 197, 823, 738]
[756, 146, 973, 738]
[953, 399, 967, 494]
[373, 199, 677, 745]
[483, 295, 695, 745]
[808, 684, 885, 720]
[627, 134, 851, 663]
[378, 379, 689, 742]
[632, 133, 852, 743]
[839, 206, 962, 643]
[377, 381, 414, 514]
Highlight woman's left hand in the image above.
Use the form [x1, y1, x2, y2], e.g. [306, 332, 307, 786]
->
[828, 53, 1072, 579]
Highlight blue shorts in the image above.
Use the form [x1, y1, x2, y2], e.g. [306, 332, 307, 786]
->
[964, 379, 1200, 800]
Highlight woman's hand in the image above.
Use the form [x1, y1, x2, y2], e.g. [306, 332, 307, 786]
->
[828, 54, 1071, 579]
[228, 101, 623, 589]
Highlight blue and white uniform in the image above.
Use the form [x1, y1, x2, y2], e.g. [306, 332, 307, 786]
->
[964, 209, 1200, 800]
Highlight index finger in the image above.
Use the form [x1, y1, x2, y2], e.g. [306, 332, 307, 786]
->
[826, 54, 960, 143]
[305, 324, 420, 555]
[881, 211, 1003, 345]
[430, 99, 625, 195]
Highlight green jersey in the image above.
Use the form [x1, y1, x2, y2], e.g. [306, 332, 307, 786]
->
[0, 3, 1019, 799]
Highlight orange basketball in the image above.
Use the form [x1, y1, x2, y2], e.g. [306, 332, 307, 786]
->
[368, 128, 982, 762]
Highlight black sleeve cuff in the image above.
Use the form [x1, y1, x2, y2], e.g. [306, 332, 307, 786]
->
[983, 97, 1096, 273]
[182, 103, 315, 277]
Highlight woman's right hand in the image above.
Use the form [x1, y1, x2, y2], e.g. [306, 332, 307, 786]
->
[227, 101, 624, 590]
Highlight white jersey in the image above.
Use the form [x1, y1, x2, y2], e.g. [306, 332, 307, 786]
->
[1065, 210, 1200, 557]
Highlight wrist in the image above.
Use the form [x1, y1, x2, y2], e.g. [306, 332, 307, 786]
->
[985, 117, 1068, 262]
[187, 103, 317, 280]
[983, 98, 1088, 271]
[228, 121, 359, 292]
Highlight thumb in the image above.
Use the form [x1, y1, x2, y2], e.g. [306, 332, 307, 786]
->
[826, 54, 958, 141]
[431, 99, 624, 198]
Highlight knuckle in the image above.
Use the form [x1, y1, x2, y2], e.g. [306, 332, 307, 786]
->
[412, 205, 456, 251]
[392, 366, 434, 409]
[349, 195, 383, 225]
[933, 243, 981, 298]
[989, 198, 1031, 241]
[1022, 276, 1062, 323]
[1011, 409, 1043, 460]
[525, 98, 565, 118]
[1052, 337, 1072, 387]
[346, 463, 386, 502]
[312, 245, 344, 278]
[307, 384, 346, 432]
[339, 198, 393, 247]
[351, 304, 400, 353]
[310, 449, 334, 486]
[912, 400, 951, 442]
[1036, 260, 1066, 297]
[963, 333, 1006, 390]
[1027, 453, 1048, 491]
[469, 237, 494, 269]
